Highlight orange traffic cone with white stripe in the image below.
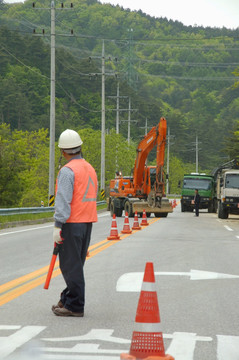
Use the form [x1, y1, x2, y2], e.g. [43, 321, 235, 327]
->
[121, 262, 174, 360]
[121, 212, 132, 234]
[132, 211, 141, 230]
[140, 209, 149, 226]
[107, 214, 120, 240]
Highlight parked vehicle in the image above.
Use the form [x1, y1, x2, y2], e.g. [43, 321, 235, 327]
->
[213, 160, 239, 219]
[181, 173, 216, 213]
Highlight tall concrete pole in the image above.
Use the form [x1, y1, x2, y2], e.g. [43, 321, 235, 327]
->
[196, 134, 199, 173]
[145, 118, 148, 136]
[127, 97, 131, 144]
[48, 0, 55, 206]
[116, 81, 119, 134]
[100, 40, 105, 192]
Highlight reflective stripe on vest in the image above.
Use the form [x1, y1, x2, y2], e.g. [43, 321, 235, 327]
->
[64, 159, 98, 223]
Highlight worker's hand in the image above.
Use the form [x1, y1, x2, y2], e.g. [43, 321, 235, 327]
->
[53, 227, 64, 244]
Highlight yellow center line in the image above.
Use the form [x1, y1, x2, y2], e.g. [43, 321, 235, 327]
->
[0, 239, 119, 306]
[0, 265, 51, 294]
[0, 217, 160, 306]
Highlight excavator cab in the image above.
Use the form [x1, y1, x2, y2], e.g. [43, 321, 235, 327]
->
[149, 167, 157, 188]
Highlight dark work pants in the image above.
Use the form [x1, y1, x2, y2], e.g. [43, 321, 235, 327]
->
[195, 204, 199, 216]
[59, 222, 92, 313]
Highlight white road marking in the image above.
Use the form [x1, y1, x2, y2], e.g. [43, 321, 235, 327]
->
[166, 332, 212, 360]
[217, 335, 239, 359]
[43, 355, 119, 360]
[0, 225, 53, 236]
[40, 343, 126, 353]
[224, 225, 233, 231]
[0, 213, 109, 237]
[42, 330, 212, 360]
[2, 326, 238, 359]
[116, 270, 239, 291]
[98, 213, 110, 218]
[43, 329, 130, 344]
[0, 325, 21, 330]
[0, 326, 46, 358]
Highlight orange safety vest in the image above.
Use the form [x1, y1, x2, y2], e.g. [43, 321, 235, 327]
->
[56, 158, 98, 223]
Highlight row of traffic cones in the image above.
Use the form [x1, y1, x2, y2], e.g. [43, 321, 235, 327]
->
[107, 210, 149, 240]
[121, 262, 174, 360]
[171, 199, 177, 208]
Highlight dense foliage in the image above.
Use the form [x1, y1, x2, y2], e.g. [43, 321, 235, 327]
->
[0, 124, 137, 206]
[0, 0, 239, 206]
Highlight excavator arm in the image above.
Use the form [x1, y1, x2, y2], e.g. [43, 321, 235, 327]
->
[155, 117, 167, 195]
[133, 117, 167, 196]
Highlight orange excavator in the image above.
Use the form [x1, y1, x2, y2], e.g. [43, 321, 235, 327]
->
[108, 117, 173, 217]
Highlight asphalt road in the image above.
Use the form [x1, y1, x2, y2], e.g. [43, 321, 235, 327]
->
[1, 204, 239, 359]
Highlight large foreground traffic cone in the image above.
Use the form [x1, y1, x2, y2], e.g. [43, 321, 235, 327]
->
[140, 209, 149, 226]
[121, 262, 174, 360]
[121, 212, 132, 234]
[107, 214, 120, 240]
[132, 211, 141, 230]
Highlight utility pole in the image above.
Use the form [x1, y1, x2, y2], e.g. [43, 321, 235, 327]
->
[139, 118, 149, 166]
[196, 134, 199, 173]
[121, 97, 138, 144]
[116, 81, 119, 134]
[166, 128, 175, 195]
[127, 97, 131, 144]
[108, 82, 128, 134]
[48, 0, 55, 207]
[127, 98, 138, 144]
[145, 118, 148, 136]
[126, 28, 138, 89]
[140, 118, 148, 136]
[33, 1, 73, 206]
[100, 40, 105, 194]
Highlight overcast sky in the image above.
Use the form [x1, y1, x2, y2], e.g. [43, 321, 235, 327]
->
[4, 0, 239, 29]
[100, 0, 239, 29]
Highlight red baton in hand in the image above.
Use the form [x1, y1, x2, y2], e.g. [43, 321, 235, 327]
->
[44, 242, 60, 290]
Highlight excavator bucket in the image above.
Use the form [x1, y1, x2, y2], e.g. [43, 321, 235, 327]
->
[133, 198, 173, 217]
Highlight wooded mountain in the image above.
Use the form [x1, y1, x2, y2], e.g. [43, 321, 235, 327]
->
[0, 0, 239, 205]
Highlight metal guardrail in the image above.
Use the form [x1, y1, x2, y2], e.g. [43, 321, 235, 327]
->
[0, 201, 107, 216]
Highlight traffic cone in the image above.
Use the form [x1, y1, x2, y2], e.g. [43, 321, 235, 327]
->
[132, 212, 141, 230]
[140, 209, 149, 226]
[121, 212, 132, 234]
[121, 262, 174, 360]
[107, 214, 120, 240]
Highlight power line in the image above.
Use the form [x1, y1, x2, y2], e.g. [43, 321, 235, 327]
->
[2, 14, 238, 46]
[139, 59, 239, 68]
[0, 44, 50, 79]
[56, 82, 101, 113]
[139, 72, 237, 82]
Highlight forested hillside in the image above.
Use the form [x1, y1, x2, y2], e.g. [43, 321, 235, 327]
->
[0, 0, 239, 206]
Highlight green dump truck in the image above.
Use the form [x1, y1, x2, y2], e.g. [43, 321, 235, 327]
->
[181, 173, 217, 213]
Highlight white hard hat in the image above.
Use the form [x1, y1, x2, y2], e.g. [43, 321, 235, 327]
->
[58, 129, 83, 151]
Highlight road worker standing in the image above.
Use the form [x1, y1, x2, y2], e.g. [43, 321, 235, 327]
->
[52, 129, 98, 317]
